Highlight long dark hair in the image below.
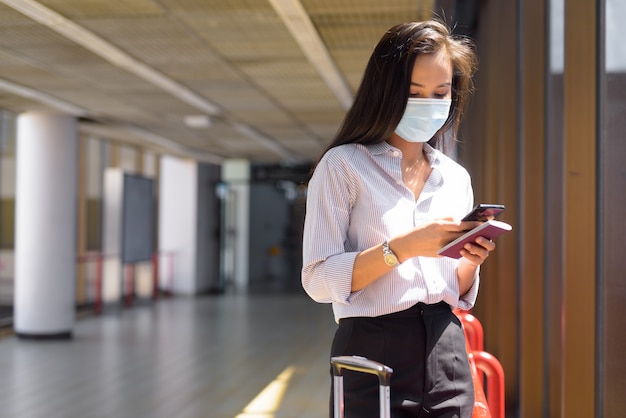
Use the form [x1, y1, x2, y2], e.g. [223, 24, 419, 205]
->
[320, 20, 477, 157]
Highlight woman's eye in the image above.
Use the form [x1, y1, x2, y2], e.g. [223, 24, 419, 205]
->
[434, 93, 449, 99]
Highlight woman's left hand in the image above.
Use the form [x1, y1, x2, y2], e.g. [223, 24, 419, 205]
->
[459, 236, 496, 266]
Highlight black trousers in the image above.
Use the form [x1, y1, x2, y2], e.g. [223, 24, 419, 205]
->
[330, 302, 474, 418]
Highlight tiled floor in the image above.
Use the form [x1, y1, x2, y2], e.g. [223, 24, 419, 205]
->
[0, 291, 337, 418]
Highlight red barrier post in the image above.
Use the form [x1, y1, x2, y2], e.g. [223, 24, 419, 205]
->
[468, 352, 491, 418]
[456, 309, 504, 418]
[457, 311, 485, 352]
[471, 351, 505, 418]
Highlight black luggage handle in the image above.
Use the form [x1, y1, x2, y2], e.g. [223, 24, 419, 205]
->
[331, 355, 393, 385]
[331, 356, 393, 418]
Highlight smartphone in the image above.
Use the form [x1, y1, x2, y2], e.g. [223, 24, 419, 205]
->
[461, 204, 506, 221]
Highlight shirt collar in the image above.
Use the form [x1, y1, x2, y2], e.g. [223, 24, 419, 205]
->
[423, 143, 441, 166]
[367, 141, 442, 166]
[367, 141, 393, 156]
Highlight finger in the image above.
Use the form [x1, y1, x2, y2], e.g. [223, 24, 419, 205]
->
[475, 236, 496, 251]
[459, 249, 481, 265]
[464, 243, 488, 258]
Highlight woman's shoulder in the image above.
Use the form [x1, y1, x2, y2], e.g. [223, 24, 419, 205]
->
[312, 143, 382, 184]
[322, 143, 364, 158]
[318, 143, 370, 168]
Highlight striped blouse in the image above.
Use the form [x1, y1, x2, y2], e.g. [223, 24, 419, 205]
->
[301, 141, 480, 323]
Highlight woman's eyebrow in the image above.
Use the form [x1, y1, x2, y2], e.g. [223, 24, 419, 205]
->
[410, 81, 452, 88]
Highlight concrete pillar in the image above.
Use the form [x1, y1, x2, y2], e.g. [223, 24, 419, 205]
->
[157, 157, 221, 294]
[14, 112, 78, 338]
[158, 156, 199, 294]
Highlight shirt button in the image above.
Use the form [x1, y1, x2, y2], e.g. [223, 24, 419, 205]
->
[392, 150, 400, 157]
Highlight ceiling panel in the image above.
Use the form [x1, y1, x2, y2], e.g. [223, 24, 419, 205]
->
[0, 0, 435, 163]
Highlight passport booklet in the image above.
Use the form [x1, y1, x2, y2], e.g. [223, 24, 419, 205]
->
[437, 220, 512, 259]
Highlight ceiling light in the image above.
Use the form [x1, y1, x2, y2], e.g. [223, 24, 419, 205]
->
[184, 115, 212, 129]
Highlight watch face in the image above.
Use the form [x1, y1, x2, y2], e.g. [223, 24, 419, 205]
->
[384, 253, 398, 266]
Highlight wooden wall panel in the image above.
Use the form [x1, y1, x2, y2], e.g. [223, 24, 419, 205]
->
[492, 1, 521, 406]
[545, 73, 565, 418]
[601, 74, 626, 416]
[456, 0, 520, 409]
[519, 0, 546, 416]
[562, 0, 597, 416]
[445, 0, 613, 415]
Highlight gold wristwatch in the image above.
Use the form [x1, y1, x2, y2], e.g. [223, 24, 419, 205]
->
[382, 240, 399, 267]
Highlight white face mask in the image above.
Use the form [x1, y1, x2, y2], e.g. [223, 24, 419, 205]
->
[394, 98, 452, 143]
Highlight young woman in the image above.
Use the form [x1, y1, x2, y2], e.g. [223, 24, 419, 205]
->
[302, 21, 494, 417]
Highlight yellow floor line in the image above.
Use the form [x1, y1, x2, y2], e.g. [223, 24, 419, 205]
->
[234, 365, 296, 418]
